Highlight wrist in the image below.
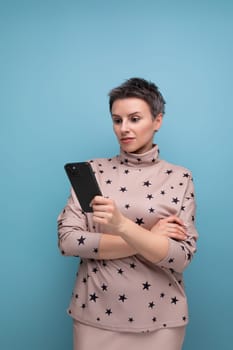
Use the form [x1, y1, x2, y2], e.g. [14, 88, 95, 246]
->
[117, 216, 131, 236]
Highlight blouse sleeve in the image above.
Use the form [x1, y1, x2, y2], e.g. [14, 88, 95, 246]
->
[157, 173, 198, 273]
[57, 188, 102, 259]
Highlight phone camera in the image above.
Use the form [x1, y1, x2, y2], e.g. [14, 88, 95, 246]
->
[70, 164, 79, 175]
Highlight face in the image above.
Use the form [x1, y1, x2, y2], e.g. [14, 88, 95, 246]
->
[111, 98, 163, 154]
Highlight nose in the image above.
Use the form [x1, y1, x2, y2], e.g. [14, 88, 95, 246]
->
[120, 119, 129, 133]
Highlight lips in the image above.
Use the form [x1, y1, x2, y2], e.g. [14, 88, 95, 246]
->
[121, 137, 135, 143]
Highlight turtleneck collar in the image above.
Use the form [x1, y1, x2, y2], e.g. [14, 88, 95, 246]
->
[118, 144, 160, 168]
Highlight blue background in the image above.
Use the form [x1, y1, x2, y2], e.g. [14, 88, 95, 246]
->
[1, 0, 232, 349]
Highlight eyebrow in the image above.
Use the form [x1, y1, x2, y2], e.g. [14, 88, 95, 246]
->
[111, 112, 141, 117]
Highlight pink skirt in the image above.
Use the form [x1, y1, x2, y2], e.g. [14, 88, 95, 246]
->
[73, 320, 186, 350]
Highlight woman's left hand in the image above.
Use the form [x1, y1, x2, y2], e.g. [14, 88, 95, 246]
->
[91, 196, 125, 234]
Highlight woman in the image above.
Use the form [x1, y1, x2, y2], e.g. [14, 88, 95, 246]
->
[57, 78, 198, 350]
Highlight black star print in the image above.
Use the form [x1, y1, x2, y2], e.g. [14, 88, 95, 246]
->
[105, 308, 112, 316]
[106, 179, 112, 184]
[117, 268, 124, 275]
[135, 218, 144, 225]
[166, 169, 173, 175]
[149, 207, 155, 213]
[160, 293, 165, 298]
[93, 248, 98, 253]
[92, 267, 98, 273]
[125, 204, 130, 209]
[130, 262, 136, 269]
[77, 235, 86, 245]
[160, 190, 165, 195]
[148, 301, 155, 309]
[89, 293, 99, 302]
[102, 261, 107, 267]
[172, 197, 180, 204]
[119, 294, 127, 302]
[142, 281, 151, 290]
[181, 206, 185, 211]
[128, 317, 134, 322]
[143, 181, 152, 187]
[120, 187, 127, 192]
[101, 284, 108, 291]
[82, 277, 87, 283]
[147, 194, 154, 200]
[171, 296, 179, 304]
[168, 258, 174, 263]
[124, 169, 129, 174]
[81, 304, 86, 309]
[183, 173, 189, 178]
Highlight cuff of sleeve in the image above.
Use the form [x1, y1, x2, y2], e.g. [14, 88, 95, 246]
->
[156, 238, 185, 272]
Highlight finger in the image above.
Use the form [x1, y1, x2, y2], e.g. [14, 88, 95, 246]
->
[166, 215, 186, 227]
[167, 223, 187, 234]
[91, 197, 112, 209]
[92, 204, 115, 215]
[93, 215, 108, 225]
[93, 210, 112, 218]
[166, 231, 187, 241]
[91, 196, 107, 204]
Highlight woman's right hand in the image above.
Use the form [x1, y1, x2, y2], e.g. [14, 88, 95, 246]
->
[150, 216, 187, 241]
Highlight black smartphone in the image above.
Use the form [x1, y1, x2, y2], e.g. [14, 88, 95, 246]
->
[64, 162, 102, 212]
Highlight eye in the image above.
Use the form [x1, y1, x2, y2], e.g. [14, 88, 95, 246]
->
[130, 116, 141, 123]
[112, 118, 122, 124]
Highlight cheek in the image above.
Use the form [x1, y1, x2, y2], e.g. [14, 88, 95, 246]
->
[113, 125, 120, 136]
[138, 124, 154, 137]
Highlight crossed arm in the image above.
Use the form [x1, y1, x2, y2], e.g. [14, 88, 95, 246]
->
[58, 177, 197, 272]
[92, 196, 187, 263]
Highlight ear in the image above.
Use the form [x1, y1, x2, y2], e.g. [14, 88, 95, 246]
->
[153, 113, 163, 132]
